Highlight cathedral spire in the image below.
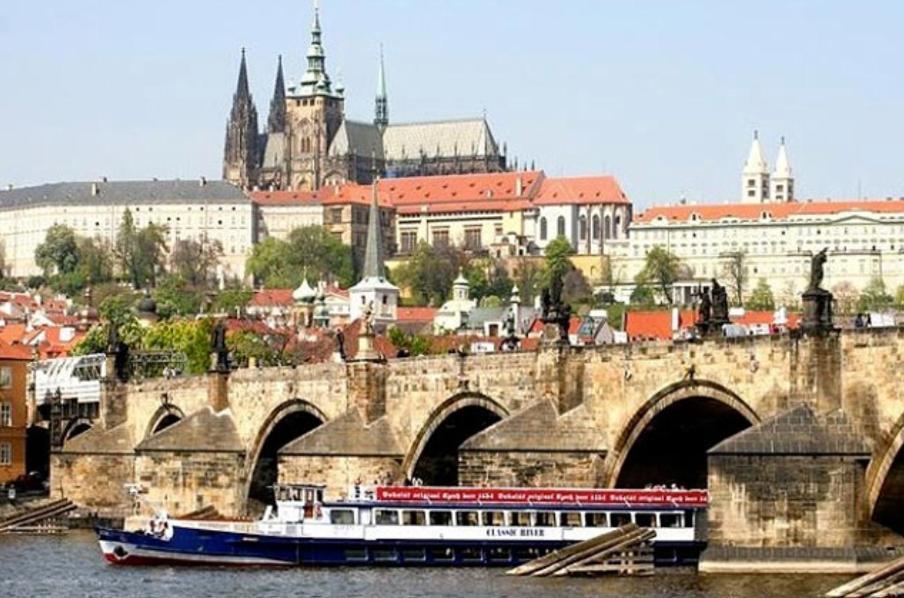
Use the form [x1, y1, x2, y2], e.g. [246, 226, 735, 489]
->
[299, 0, 333, 95]
[374, 45, 389, 127]
[362, 176, 385, 279]
[267, 55, 287, 133]
[741, 130, 770, 204]
[223, 48, 260, 188]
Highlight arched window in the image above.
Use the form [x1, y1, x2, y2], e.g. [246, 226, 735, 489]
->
[539, 217, 547, 241]
[604, 215, 612, 240]
[557, 216, 566, 237]
[579, 215, 587, 240]
[614, 214, 622, 239]
[592, 215, 600, 240]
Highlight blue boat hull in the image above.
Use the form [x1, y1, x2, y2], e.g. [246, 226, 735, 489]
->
[97, 526, 703, 567]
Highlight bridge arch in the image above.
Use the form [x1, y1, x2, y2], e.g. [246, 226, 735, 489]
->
[61, 418, 93, 444]
[603, 379, 760, 489]
[402, 392, 509, 485]
[243, 399, 328, 510]
[143, 405, 185, 439]
[866, 413, 904, 534]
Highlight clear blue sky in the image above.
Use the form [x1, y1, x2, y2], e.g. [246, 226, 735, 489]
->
[2, 0, 902, 209]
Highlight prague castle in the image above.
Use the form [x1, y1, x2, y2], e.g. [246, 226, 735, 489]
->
[223, 5, 508, 192]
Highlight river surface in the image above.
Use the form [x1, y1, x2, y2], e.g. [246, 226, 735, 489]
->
[0, 531, 851, 597]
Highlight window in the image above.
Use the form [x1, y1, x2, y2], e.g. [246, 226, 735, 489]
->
[455, 511, 479, 526]
[635, 513, 656, 528]
[329, 509, 355, 525]
[464, 228, 482, 250]
[429, 511, 452, 526]
[432, 229, 450, 248]
[509, 512, 531, 527]
[481, 511, 506, 526]
[534, 512, 556, 527]
[539, 217, 547, 241]
[592, 214, 600, 240]
[375, 509, 399, 525]
[604, 216, 612, 240]
[0, 442, 10, 465]
[459, 547, 482, 562]
[579, 215, 587, 240]
[611, 512, 632, 527]
[559, 512, 582, 527]
[400, 231, 418, 253]
[402, 548, 426, 562]
[402, 510, 426, 525]
[330, 208, 343, 224]
[487, 547, 511, 562]
[556, 216, 566, 237]
[585, 512, 608, 527]
[0, 403, 10, 427]
[659, 513, 684, 528]
[429, 547, 455, 562]
[0, 367, 10, 389]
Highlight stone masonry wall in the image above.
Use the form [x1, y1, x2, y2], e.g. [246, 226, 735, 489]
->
[51, 452, 135, 515]
[135, 451, 245, 517]
[458, 450, 602, 488]
[279, 455, 402, 499]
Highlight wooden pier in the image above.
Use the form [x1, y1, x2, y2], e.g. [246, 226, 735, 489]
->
[0, 499, 75, 535]
[507, 524, 656, 577]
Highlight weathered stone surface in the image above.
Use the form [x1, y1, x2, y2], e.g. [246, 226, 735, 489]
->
[136, 407, 243, 453]
[280, 410, 401, 457]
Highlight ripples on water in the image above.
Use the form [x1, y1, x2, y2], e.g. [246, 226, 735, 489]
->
[0, 531, 849, 598]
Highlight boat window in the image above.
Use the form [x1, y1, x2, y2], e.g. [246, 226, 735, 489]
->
[509, 512, 531, 527]
[329, 509, 356, 525]
[559, 512, 582, 527]
[533, 512, 556, 527]
[515, 547, 542, 561]
[402, 548, 426, 562]
[372, 548, 397, 562]
[429, 547, 455, 562]
[585, 512, 609, 527]
[459, 547, 482, 562]
[402, 510, 426, 526]
[611, 512, 632, 527]
[634, 513, 656, 528]
[481, 511, 506, 527]
[659, 513, 684, 528]
[429, 511, 453, 526]
[456, 511, 479, 526]
[375, 509, 399, 525]
[344, 547, 367, 561]
[685, 511, 695, 527]
[487, 547, 511, 562]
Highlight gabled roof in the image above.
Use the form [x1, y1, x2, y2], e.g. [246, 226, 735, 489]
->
[534, 175, 629, 206]
[382, 118, 498, 160]
[0, 340, 31, 360]
[328, 120, 384, 159]
[250, 189, 323, 206]
[634, 198, 904, 224]
[136, 406, 244, 453]
[0, 180, 249, 209]
[62, 422, 134, 455]
[709, 404, 870, 456]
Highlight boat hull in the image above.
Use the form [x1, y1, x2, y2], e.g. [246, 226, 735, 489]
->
[97, 526, 703, 567]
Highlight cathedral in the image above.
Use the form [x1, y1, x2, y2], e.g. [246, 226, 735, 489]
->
[223, 6, 508, 191]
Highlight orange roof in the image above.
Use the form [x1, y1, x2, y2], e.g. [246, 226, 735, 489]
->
[634, 198, 904, 224]
[250, 190, 324, 206]
[624, 310, 695, 341]
[396, 307, 438, 322]
[249, 289, 294, 308]
[0, 340, 32, 360]
[535, 175, 629, 206]
[0, 323, 27, 344]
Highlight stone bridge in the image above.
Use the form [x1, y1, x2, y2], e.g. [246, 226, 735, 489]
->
[52, 328, 904, 565]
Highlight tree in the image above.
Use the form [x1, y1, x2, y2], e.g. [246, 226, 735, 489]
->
[858, 278, 894, 312]
[464, 259, 512, 301]
[831, 281, 859, 315]
[245, 237, 294, 288]
[388, 327, 431, 356]
[896, 285, 904, 310]
[630, 284, 656, 307]
[170, 238, 223, 287]
[722, 251, 747, 306]
[76, 237, 115, 285]
[214, 288, 254, 315]
[153, 276, 203, 319]
[544, 236, 575, 287]
[636, 246, 681, 304]
[393, 242, 466, 305]
[746, 278, 775, 311]
[511, 258, 547, 305]
[246, 226, 355, 289]
[228, 329, 292, 367]
[142, 318, 214, 374]
[115, 210, 168, 289]
[562, 269, 593, 305]
[35, 224, 80, 277]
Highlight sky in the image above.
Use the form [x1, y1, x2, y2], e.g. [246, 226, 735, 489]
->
[1, 0, 903, 210]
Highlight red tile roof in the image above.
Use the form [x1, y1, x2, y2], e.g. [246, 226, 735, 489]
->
[0, 340, 32, 360]
[250, 190, 324, 206]
[396, 307, 438, 322]
[535, 175, 629, 206]
[634, 199, 904, 224]
[0, 324, 27, 344]
[624, 309, 800, 341]
[249, 289, 294, 308]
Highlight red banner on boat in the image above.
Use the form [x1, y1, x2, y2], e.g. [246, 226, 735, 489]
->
[375, 486, 708, 507]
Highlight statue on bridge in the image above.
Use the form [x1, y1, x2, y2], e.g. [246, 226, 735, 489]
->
[540, 268, 572, 345]
[695, 279, 730, 337]
[802, 248, 834, 333]
[211, 319, 230, 373]
[106, 323, 130, 382]
[808, 248, 828, 292]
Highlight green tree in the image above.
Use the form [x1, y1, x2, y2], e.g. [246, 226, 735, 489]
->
[858, 278, 894, 312]
[746, 278, 775, 311]
[722, 251, 747, 306]
[35, 224, 80, 277]
[606, 303, 627, 330]
[246, 226, 355, 289]
[544, 236, 575, 286]
[170, 238, 223, 287]
[511, 258, 547, 305]
[562, 269, 593, 305]
[76, 237, 115, 285]
[153, 276, 203, 318]
[214, 288, 254, 315]
[142, 318, 213, 374]
[115, 210, 168, 289]
[896, 285, 904, 310]
[630, 284, 656, 307]
[228, 329, 291, 367]
[388, 327, 431, 356]
[464, 259, 512, 301]
[246, 237, 294, 287]
[393, 242, 466, 305]
[636, 246, 682, 304]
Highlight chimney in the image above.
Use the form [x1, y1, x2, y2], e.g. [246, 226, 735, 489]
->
[91, 183, 100, 196]
[515, 176, 523, 197]
[101, 176, 108, 183]
[200, 176, 207, 187]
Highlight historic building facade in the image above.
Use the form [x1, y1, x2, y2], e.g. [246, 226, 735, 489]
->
[222, 5, 508, 192]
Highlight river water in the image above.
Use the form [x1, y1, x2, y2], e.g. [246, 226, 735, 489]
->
[0, 531, 851, 597]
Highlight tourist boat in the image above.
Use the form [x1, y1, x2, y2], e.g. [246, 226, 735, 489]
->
[96, 484, 707, 567]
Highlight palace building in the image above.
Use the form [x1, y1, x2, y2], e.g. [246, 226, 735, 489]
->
[223, 5, 508, 192]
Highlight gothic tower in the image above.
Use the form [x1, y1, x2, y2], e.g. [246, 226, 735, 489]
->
[267, 55, 287, 134]
[374, 46, 389, 128]
[223, 49, 260, 189]
[283, 2, 346, 191]
[741, 130, 770, 204]
[770, 137, 794, 203]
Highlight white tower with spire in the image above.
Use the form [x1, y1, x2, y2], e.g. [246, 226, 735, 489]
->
[770, 137, 794, 203]
[349, 178, 398, 330]
[742, 131, 770, 204]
